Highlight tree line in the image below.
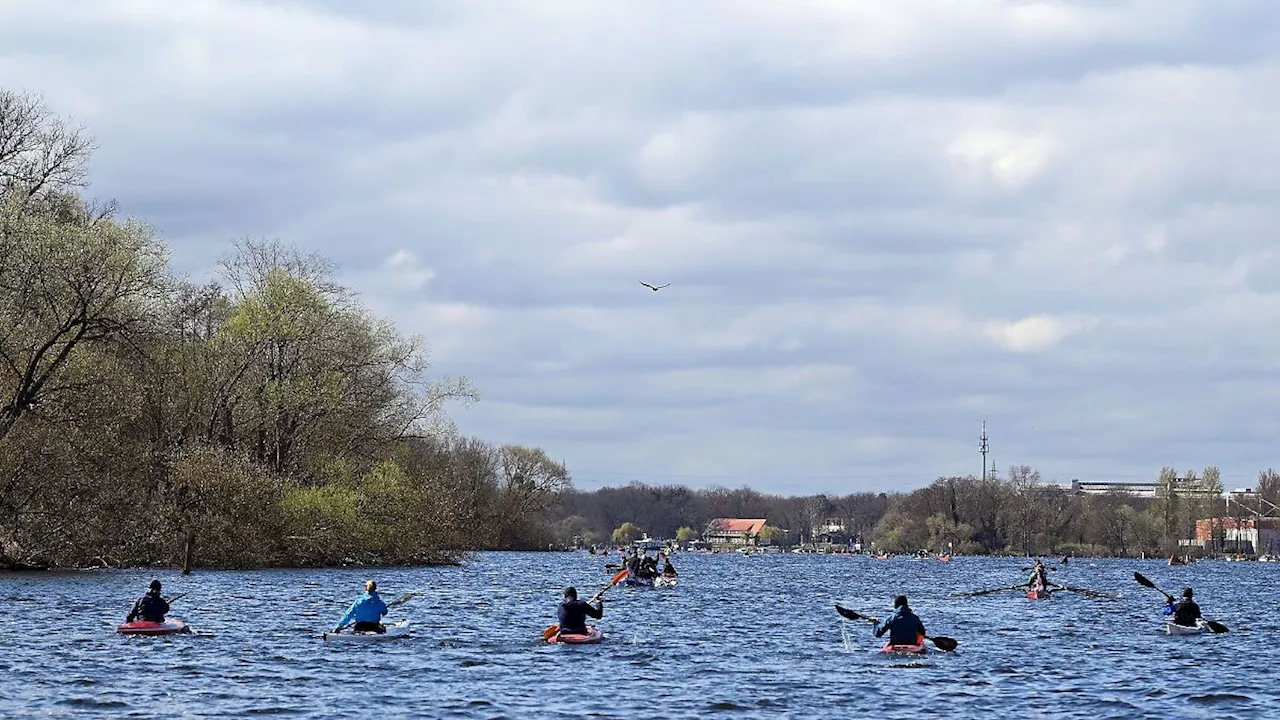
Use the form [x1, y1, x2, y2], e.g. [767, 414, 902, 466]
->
[0, 90, 570, 570]
[550, 466, 1280, 558]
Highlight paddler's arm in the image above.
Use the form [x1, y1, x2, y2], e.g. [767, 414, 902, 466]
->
[334, 601, 358, 632]
[586, 600, 603, 619]
[872, 615, 892, 637]
[126, 597, 142, 623]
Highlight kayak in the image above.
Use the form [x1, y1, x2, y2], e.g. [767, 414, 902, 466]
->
[1026, 588, 1051, 600]
[116, 617, 187, 636]
[548, 625, 605, 644]
[654, 575, 678, 587]
[1165, 621, 1209, 636]
[323, 619, 411, 643]
[623, 575, 655, 588]
[880, 641, 927, 655]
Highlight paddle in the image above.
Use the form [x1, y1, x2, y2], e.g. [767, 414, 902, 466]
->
[834, 603, 958, 651]
[543, 569, 629, 641]
[954, 584, 1026, 597]
[1133, 572, 1229, 633]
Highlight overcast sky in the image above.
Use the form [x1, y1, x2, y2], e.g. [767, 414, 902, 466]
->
[3, 0, 1279, 494]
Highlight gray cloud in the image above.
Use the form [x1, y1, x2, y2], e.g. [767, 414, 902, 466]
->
[3, 0, 1280, 494]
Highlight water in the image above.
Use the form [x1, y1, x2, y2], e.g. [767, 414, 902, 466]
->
[1, 553, 1276, 719]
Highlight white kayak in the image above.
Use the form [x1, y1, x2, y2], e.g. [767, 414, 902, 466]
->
[654, 576, 678, 587]
[323, 619, 411, 643]
[1165, 620, 1209, 636]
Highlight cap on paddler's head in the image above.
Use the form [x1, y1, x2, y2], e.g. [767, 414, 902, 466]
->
[894, 595, 908, 608]
[149, 579, 162, 592]
[1182, 587, 1193, 598]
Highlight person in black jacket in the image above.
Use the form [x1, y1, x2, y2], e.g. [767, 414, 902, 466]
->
[1163, 587, 1203, 627]
[557, 587, 603, 635]
[126, 580, 170, 623]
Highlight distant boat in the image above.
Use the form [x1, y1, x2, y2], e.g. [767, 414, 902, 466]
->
[633, 537, 664, 552]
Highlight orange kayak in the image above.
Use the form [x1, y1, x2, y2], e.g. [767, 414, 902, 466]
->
[548, 625, 605, 644]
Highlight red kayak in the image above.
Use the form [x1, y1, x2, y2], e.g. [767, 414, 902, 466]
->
[547, 625, 605, 644]
[880, 642, 927, 655]
[880, 633, 927, 654]
[1026, 588, 1052, 600]
[116, 618, 187, 636]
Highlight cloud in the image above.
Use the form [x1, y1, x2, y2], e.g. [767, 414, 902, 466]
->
[983, 315, 1095, 353]
[4, 0, 1280, 493]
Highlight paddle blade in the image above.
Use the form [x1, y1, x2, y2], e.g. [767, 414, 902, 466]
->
[928, 636, 958, 652]
[834, 604, 861, 621]
[609, 569, 629, 586]
[1133, 571, 1155, 589]
[834, 604, 877, 623]
[542, 623, 560, 641]
[1206, 620, 1229, 633]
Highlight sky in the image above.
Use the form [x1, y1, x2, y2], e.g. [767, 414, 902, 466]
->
[3, 0, 1280, 495]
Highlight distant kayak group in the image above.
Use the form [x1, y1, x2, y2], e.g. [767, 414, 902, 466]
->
[950, 559, 1229, 641]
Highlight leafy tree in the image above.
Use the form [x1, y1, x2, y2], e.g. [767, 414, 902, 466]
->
[611, 522, 644, 545]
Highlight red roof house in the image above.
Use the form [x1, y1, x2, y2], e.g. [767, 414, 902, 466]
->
[705, 518, 768, 546]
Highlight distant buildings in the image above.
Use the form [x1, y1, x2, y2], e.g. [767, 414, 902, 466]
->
[704, 518, 767, 548]
[1069, 480, 1159, 498]
[1068, 478, 1224, 499]
[811, 518, 849, 545]
[1192, 518, 1280, 555]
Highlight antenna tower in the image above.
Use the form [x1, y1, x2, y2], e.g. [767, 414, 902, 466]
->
[979, 421, 990, 480]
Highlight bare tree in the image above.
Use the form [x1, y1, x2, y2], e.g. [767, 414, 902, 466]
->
[0, 90, 94, 205]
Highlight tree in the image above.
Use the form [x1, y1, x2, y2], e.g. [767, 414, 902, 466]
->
[611, 522, 644, 545]
[675, 526, 699, 543]
[1153, 466, 1181, 541]
[0, 90, 94, 206]
[0, 196, 167, 443]
[757, 525, 787, 545]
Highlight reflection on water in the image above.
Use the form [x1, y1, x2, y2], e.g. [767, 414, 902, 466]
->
[2, 553, 1277, 719]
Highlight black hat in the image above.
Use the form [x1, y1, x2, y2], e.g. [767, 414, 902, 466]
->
[894, 595, 908, 608]
[1182, 587, 1193, 598]
[149, 579, 162, 592]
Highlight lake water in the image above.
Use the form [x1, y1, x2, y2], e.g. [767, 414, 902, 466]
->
[1, 552, 1276, 719]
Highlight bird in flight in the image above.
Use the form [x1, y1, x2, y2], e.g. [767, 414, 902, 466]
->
[639, 281, 670, 292]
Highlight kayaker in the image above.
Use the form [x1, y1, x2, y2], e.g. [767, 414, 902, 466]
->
[126, 579, 170, 623]
[557, 586, 603, 635]
[334, 579, 388, 634]
[639, 555, 658, 579]
[873, 595, 926, 646]
[1163, 587, 1203, 627]
[1027, 559, 1050, 590]
[660, 554, 677, 577]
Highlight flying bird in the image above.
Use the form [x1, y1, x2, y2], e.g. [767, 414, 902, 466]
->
[639, 281, 670, 292]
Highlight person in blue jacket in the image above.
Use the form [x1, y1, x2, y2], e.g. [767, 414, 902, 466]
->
[874, 595, 926, 646]
[1163, 587, 1202, 627]
[334, 579, 388, 633]
[557, 587, 603, 635]
[126, 579, 170, 623]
